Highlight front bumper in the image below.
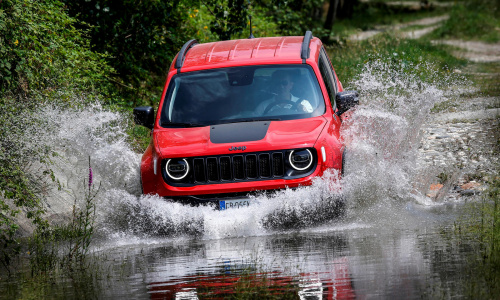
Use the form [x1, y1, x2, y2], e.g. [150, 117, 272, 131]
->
[165, 190, 281, 209]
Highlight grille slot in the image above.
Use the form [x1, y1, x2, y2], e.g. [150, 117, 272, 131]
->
[272, 153, 284, 176]
[206, 157, 219, 181]
[193, 158, 206, 182]
[259, 154, 271, 178]
[246, 155, 258, 179]
[220, 156, 232, 180]
[233, 156, 244, 179]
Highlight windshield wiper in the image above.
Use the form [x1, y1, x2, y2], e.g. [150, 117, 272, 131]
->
[161, 121, 207, 128]
[218, 118, 281, 125]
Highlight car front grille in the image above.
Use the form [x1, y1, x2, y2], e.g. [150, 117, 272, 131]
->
[192, 152, 285, 184]
[162, 148, 317, 187]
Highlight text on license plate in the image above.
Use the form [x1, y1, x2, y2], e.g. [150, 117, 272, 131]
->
[219, 199, 250, 210]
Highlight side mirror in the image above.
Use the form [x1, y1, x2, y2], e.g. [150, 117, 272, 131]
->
[133, 106, 155, 129]
[336, 91, 359, 116]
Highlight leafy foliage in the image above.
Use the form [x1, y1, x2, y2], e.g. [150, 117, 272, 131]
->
[204, 0, 249, 40]
[255, 0, 326, 37]
[0, 0, 111, 271]
[0, 0, 113, 99]
[0, 98, 51, 272]
[62, 0, 193, 107]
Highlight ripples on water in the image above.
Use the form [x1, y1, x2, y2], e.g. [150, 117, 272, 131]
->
[21, 59, 472, 298]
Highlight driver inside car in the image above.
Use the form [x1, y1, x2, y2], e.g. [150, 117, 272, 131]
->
[255, 70, 314, 116]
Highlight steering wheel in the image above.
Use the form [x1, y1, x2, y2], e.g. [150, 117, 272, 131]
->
[263, 100, 299, 115]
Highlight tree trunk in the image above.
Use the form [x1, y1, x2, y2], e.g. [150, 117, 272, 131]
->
[337, 0, 358, 20]
[324, 0, 339, 31]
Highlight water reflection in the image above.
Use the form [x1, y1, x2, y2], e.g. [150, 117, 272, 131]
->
[139, 233, 353, 299]
[93, 210, 467, 300]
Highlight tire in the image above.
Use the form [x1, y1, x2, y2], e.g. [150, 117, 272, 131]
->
[341, 148, 347, 177]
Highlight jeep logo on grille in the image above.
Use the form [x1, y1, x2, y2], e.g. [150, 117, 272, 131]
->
[229, 146, 247, 151]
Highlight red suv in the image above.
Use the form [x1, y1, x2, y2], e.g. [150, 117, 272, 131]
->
[134, 31, 358, 211]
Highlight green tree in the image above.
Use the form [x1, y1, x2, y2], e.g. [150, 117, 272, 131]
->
[62, 0, 194, 107]
[324, 0, 359, 35]
[0, 0, 112, 99]
[254, 0, 326, 37]
[202, 0, 250, 40]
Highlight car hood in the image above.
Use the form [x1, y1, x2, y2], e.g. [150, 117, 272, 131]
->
[154, 117, 327, 158]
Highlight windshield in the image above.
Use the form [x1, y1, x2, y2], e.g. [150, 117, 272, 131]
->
[160, 65, 325, 127]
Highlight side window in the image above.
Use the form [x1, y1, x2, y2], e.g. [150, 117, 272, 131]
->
[318, 48, 337, 110]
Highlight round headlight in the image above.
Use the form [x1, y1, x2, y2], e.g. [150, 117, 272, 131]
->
[165, 159, 189, 180]
[289, 149, 313, 171]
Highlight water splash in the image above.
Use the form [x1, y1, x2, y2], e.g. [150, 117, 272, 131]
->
[341, 59, 468, 210]
[26, 101, 345, 241]
[97, 172, 344, 240]
[22, 59, 467, 242]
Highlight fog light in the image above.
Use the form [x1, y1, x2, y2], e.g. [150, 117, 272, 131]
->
[166, 159, 189, 180]
[289, 149, 313, 171]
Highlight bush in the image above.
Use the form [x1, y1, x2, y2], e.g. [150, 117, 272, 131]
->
[0, 0, 113, 100]
[0, 98, 51, 271]
[62, 0, 193, 107]
[0, 0, 113, 271]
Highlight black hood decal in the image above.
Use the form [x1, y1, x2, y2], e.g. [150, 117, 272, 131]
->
[210, 121, 271, 144]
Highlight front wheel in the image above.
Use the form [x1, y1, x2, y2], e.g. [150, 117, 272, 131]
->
[261, 194, 346, 230]
[341, 148, 348, 177]
[325, 195, 346, 219]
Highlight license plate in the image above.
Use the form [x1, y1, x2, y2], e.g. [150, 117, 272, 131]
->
[219, 199, 250, 210]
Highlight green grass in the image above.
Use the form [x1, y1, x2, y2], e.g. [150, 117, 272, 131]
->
[455, 176, 500, 298]
[466, 62, 500, 97]
[129, 124, 152, 153]
[429, 3, 500, 43]
[330, 1, 448, 37]
[327, 33, 467, 85]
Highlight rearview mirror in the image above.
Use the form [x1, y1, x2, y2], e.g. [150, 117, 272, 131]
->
[336, 91, 359, 116]
[133, 106, 155, 129]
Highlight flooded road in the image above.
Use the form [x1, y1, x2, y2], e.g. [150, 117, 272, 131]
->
[92, 202, 467, 299]
[1, 59, 497, 299]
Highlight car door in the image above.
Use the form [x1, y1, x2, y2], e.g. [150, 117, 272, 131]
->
[318, 47, 342, 125]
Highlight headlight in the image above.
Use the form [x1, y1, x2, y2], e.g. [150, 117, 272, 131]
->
[165, 158, 189, 180]
[289, 149, 313, 171]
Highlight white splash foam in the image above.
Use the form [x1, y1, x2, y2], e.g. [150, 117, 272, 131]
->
[22, 59, 467, 243]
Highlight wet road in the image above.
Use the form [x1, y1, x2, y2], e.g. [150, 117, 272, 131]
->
[91, 201, 469, 299]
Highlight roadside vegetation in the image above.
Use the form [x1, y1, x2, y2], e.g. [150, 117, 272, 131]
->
[455, 177, 500, 297]
[430, 0, 500, 43]
[327, 34, 467, 85]
[0, 0, 110, 275]
[0, 0, 499, 297]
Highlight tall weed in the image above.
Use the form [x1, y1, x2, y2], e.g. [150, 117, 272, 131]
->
[456, 176, 500, 297]
[29, 157, 99, 274]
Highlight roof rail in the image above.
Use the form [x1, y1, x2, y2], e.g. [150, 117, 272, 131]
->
[175, 39, 198, 72]
[300, 31, 312, 63]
